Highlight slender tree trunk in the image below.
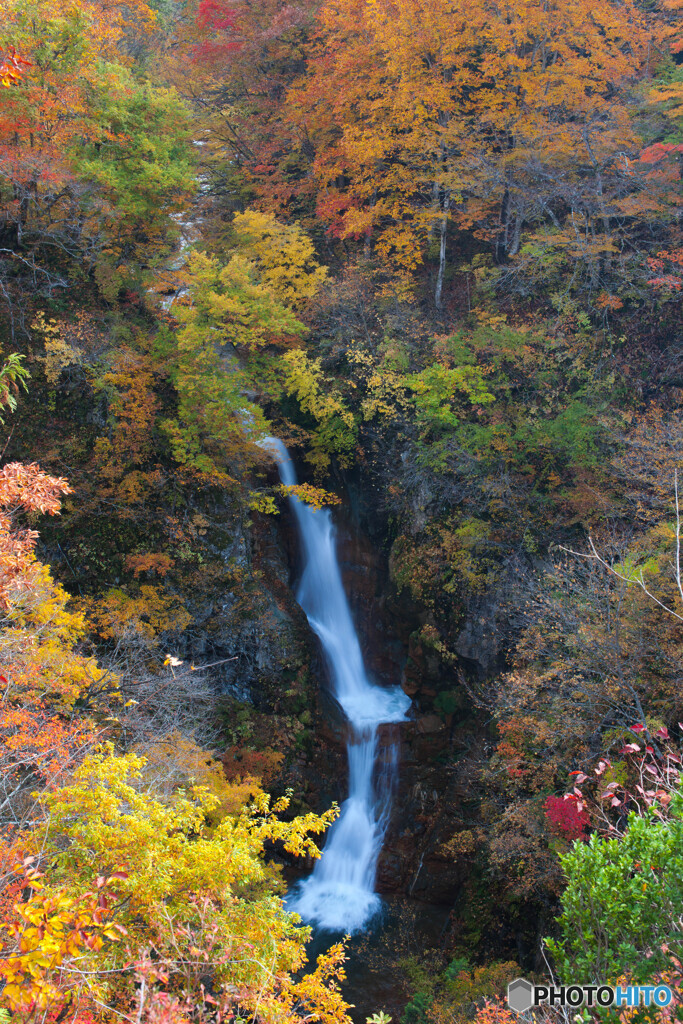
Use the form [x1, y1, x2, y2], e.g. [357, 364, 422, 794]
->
[364, 188, 377, 257]
[435, 190, 450, 310]
[496, 186, 509, 263]
[496, 135, 515, 262]
[509, 212, 522, 256]
[428, 179, 440, 240]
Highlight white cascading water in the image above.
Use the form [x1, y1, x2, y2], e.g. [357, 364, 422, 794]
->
[261, 438, 411, 933]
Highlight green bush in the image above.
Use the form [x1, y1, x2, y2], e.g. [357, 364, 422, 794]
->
[547, 793, 683, 989]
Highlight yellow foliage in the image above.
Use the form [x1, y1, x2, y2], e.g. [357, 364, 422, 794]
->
[276, 941, 351, 1024]
[176, 250, 307, 350]
[281, 349, 357, 474]
[28, 746, 344, 1020]
[279, 482, 342, 509]
[31, 313, 82, 387]
[138, 732, 262, 821]
[248, 489, 280, 514]
[348, 341, 412, 423]
[84, 584, 191, 646]
[2, 560, 110, 708]
[40, 744, 337, 895]
[282, 350, 347, 424]
[0, 863, 125, 1014]
[232, 209, 328, 308]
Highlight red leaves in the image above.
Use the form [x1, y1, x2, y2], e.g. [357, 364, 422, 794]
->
[639, 142, 683, 165]
[600, 781, 620, 805]
[0, 863, 129, 1013]
[95, 871, 128, 889]
[0, 462, 72, 610]
[545, 794, 589, 841]
[646, 249, 683, 292]
[196, 0, 237, 30]
[565, 728, 683, 843]
[193, 0, 241, 62]
[648, 276, 682, 291]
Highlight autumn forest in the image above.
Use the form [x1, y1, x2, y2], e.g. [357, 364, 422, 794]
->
[0, 0, 682, 1020]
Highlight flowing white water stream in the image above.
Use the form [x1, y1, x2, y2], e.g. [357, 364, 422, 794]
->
[262, 438, 411, 933]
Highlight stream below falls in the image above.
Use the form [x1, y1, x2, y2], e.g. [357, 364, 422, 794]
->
[262, 437, 411, 934]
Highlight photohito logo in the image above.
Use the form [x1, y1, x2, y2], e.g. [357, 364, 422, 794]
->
[507, 978, 673, 1013]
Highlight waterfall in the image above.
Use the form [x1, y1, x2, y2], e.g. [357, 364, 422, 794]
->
[262, 438, 411, 933]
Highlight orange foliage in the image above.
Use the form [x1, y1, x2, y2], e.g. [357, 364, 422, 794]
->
[289, 0, 654, 280]
[0, 47, 30, 87]
[471, 1000, 517, 1024]
[0, 462, 70, 610]
[125, 552, 175, 578]
[94, 348, 164, 508]
[0, 859, 126, 1015]
[647, 249, 683, 291]
[220, 745, 285, 786]
[0, 701, 93, 789]
[84, 585, 191, 646]
[0, 458, 108, 959]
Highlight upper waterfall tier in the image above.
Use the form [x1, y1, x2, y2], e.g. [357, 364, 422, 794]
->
[261, 437, 411, 730]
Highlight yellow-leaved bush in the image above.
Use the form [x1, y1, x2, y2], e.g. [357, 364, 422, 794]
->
[13, 745, 348, 1022]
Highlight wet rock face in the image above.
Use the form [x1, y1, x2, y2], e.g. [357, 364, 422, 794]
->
[455, 595, 501, 677]
[376, 747, 479, 903]
[328, 513, 408, 690]
[185, 496, 312, 707]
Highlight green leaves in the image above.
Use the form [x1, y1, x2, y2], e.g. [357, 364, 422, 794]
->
[176, 251, 307, 351]
[75, 64, 196, 250]
[0, 352, 29, 423]
[547, 795, 683, 992]
[407, 363, 494, 436]
[161, 250, 309, 479]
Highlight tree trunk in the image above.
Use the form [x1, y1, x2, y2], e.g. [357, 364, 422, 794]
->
[509, 212, 522, 256]
[496, 186, 509, 263]
[435, 190, 450, 310]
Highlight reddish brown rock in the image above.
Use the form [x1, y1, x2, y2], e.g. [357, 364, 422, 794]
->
[415, 713, 445, 735]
